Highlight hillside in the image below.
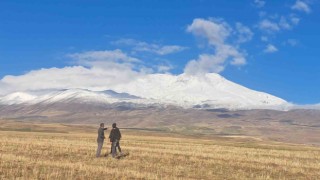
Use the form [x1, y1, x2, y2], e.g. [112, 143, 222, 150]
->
[1, 105, 320, 145]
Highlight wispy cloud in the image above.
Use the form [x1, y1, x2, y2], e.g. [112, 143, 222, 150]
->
[113, 39, 187, 55]
[236, 23, 254, 43]
[184, 18, 247, 75]
[258, 19, 280, 33]
[290, 15, 301, 25]
[285, 39, 299, 47]
[279, 16, 293, 30]
[264, 44, 278, 53]
[258, 15, 301, 34]
[253, 0, 266, 8]
[68, 49, 140, 65]
[254, 0, 311, 53]
[292, 0, 311, 13]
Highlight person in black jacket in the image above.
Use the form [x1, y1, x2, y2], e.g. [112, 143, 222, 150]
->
[109, 123, 122, 158]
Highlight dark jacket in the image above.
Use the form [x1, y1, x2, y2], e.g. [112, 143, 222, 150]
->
[109, 127, 121, 142]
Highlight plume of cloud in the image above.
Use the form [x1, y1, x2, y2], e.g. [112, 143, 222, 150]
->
[184, 18, 247, 75]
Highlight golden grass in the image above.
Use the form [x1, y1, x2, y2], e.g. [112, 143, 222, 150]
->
[0, 123, 320, 179]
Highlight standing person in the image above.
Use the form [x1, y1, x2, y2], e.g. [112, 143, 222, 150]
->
[96, 123, 108, 157]
[109, 123, 122, 158]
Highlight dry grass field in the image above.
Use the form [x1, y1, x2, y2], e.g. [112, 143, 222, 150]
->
[0, 121, 320, 179]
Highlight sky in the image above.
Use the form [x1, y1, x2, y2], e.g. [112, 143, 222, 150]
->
[0, 0, 319, 104]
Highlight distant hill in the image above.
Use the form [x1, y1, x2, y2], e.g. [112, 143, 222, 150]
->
[0, 101, 319, 145]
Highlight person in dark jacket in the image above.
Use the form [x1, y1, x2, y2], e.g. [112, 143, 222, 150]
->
[109, 123, 122, 158]
[96, 123, 108, 157]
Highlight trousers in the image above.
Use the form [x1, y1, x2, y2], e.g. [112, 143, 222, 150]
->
[111, 139, 119, 158]
[96, 141, 104, 157]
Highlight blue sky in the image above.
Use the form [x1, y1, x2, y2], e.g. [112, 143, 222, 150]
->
[0, 0, 319, 104]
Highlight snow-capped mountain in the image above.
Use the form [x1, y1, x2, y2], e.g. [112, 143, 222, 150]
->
[0, 89, 151, 105]
[0, 73, 289, 110]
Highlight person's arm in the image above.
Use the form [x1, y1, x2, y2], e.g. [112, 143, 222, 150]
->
[119, 129, 122, 139]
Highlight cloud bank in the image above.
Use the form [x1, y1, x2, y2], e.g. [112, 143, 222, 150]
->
[0, 50, 147, 95]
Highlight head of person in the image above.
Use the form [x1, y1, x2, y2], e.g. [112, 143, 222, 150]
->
[112, 123, 117, 128]
[100, 123, 104, 128]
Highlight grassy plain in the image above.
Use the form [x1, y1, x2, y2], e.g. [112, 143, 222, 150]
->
[0, 121, 320, 179]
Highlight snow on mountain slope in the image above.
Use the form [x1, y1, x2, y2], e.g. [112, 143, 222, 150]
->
[0, 73, 289, 110]
[0, 89, 153, 106]
[0, 92, 37, 105]
[112, 73, 288, 109]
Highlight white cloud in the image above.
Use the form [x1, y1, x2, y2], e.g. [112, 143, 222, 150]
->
[259, 15, 300, 34]
[264, 44, 278, 53]
[68, 49, 140, 65]
[184, 54, 225, 74]
[186, 18, 231, 47]
[113, 39, 187, 55]
[254, 0, 266, 8]
[235, 23, 254, 43]
[292, 0, 311, 13]
[185, 18, 246, 75]
[155, 45, 186, 55]
[258, 19, 280, 33]
[0, 66, 142, 94]
[0, 50, 149, 95]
